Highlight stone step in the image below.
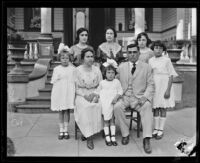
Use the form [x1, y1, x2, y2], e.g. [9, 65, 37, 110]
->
[50, 61, 61, 68]
[26, 96, 51, 105]
[15, 104, 53, 113]
[45, 81, 53, 89]
[47, 74, 52, 81]
[15, 104, 75, 113]
[38, 87, 52, 96]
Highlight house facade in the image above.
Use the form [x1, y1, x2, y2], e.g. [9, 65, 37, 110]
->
[6, 8, 197, 111]
[7, 8, 197, 53]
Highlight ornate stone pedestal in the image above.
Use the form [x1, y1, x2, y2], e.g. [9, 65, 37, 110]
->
[37, 33, 54, 58]
[167, 49, 182, 63]
[7, 47, 29, 112]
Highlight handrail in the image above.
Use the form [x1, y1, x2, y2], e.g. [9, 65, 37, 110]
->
[29, 58, 52, 81]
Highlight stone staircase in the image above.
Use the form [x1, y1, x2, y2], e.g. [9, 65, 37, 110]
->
[15, 61, 60, 113]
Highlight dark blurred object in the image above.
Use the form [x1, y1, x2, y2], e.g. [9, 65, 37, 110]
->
[7, 137, 16, 156]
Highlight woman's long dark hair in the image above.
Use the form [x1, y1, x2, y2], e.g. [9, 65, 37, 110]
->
[136, 32, 152, 47]
[74, 27, 89, 44]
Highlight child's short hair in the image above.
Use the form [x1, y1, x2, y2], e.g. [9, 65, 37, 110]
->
[58, 50, 71, 61]
[151, 40, 167, 51]
[103, 64, 117, 77]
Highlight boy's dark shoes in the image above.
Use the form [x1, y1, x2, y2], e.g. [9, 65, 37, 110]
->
[143, 137, 152, 154]
[121, 135, 129, 145]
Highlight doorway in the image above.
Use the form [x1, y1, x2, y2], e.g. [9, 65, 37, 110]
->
[89, 8, 105, 52]
[63, 8, 73, 47]
[89, 8, 115, 52]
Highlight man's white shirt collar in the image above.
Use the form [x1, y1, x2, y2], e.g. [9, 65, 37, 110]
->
[129, 61, 139, 67]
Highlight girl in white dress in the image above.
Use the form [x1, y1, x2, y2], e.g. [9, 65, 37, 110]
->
[96, 59, 123, 146]
[51, 44, 76, 140]
[149, 40, 178, 140]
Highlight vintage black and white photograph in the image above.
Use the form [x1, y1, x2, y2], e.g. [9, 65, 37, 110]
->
[3, 3, 198, 160]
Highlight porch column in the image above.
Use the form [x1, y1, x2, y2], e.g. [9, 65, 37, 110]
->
[134, 8, 145, 36]
[37, 8, 54, 58]
[190, 8, 197, 63]
[176, 8, 185, 40]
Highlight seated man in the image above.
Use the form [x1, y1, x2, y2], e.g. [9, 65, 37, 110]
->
[114, 42, 155, 154]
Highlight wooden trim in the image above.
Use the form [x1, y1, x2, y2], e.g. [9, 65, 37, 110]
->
[7, 25, 17, 32]
[161, 25, 177, 33]
[52, 8, 54, 32]
[53, 30, 64, 32]
[117, 25, 176, 34]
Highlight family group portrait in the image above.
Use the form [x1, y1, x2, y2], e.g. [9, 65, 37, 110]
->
[3, 3, 198, 162]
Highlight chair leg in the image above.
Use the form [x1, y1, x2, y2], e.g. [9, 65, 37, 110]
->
[137, 112, 140, 138]
[75, 122, 78, 140]
[129, 110, 133, 130]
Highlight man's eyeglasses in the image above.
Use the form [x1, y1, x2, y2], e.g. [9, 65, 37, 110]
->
[128, 51, 138, 54]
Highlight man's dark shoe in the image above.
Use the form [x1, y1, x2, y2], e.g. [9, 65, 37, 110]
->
[87, 137, 94, 150]
[121, 135, 129, 145]
[81, 135, 87, 141]
[143, 137, 152, 154]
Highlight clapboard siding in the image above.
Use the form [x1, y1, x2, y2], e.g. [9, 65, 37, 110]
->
[15, 8, 24, 30]
[153, 8, 162, 32]
[161, 28, 176, 40]
[162, 8, 176, 30]
[184, 8, 190, 39]
[54, 8, 63, 31]
[115, 8, 125, 31]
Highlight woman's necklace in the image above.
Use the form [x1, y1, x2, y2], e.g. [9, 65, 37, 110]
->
[77, 43, 87, 49]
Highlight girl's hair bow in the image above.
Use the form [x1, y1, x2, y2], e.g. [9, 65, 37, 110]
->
[103, 58, 118, 69]
[57, 43, 71, 54]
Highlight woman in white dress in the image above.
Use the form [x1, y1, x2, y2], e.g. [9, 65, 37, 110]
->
[74, 47, 103, 150]
[51, 44, 76, 140]
[96, 59, 123, 146]
[149, 40, 178, 140]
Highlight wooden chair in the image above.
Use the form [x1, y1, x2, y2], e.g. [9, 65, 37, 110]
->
[125, 107, 141, 138]
[75, 122, 79, 140]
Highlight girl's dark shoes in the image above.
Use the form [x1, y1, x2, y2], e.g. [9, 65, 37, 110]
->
[58, 132, 64, 140]
[152, 129, 158, 138]
[155, 130, 164, 140]
[105, 139, 112, 146]
[111, 135, 118, 146]
[64, 132, 70, 139]
[105, 135, 112, 146]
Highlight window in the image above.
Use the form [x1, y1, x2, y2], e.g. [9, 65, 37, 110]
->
[145, 8, 153, 32]
[125, 8, 135, 32]
[125, 8, 153, 32]
[24, 8, 41, 31]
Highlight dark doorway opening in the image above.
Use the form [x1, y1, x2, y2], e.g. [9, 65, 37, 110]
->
[64, 8, 73, 47]
[89, 8, 105, 52]
[89, 8, 115, 52]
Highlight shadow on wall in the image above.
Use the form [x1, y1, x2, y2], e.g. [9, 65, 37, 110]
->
[182, 71, 196, 108]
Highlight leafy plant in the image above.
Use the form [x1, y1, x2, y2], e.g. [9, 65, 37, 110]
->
[30, 16, 41, 29]
[7, 32, 24, 43]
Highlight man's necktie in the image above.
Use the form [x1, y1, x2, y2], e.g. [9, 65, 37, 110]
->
[131, 63, 136, 75]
